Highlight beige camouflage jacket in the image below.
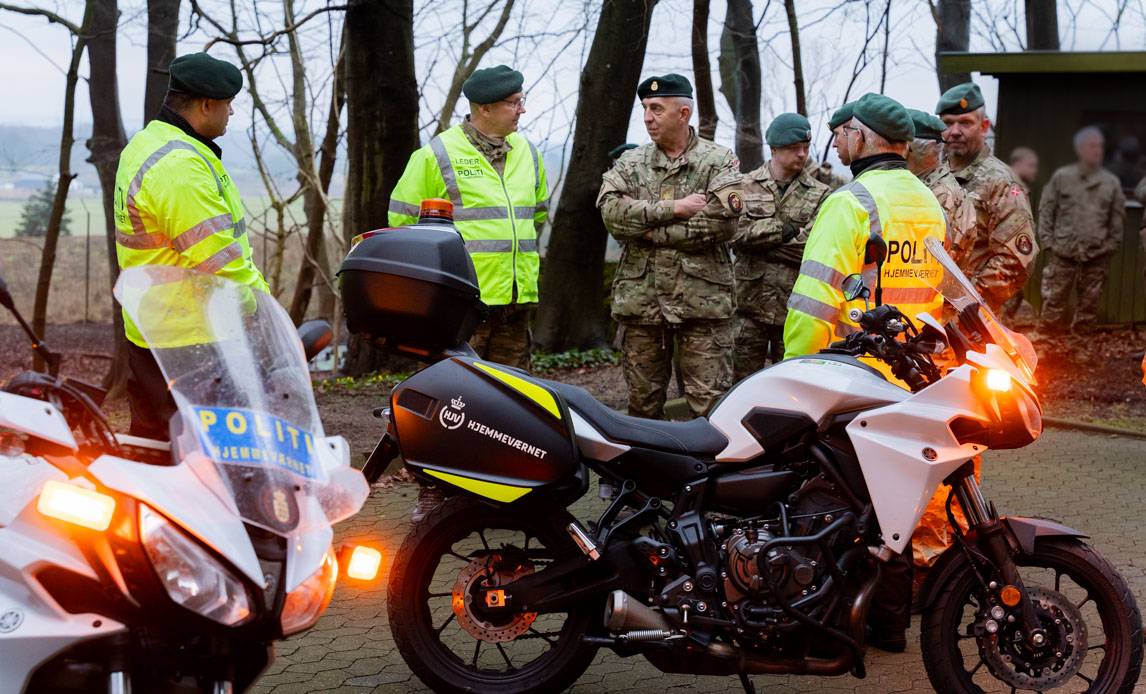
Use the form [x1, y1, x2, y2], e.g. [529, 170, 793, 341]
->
[948, 147, 1038, 311]
[733, 163, 830, 325]
[598, 130, 741, 324]
[1038, 164, 1125, 262]
[921, 164, 976, 252]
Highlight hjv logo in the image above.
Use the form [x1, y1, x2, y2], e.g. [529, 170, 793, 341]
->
[439, 396, 467, 430]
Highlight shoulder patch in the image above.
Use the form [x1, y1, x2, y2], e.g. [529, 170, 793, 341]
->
[1016, 234, 1033, 255]
[727, 191, 743, 213]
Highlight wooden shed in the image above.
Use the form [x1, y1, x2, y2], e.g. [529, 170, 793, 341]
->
[939, 51, 1146, 325]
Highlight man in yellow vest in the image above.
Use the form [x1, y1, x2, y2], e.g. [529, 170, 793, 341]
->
[389, 65, 548, 372]
[783, 93, 945, 652]
[113, 52, 268, 439]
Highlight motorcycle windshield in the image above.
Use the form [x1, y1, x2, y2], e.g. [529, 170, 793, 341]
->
[923, 237, 1038, 381]
[113, 266, 361, 536]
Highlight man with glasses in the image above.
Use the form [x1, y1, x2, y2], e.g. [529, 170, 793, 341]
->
[389, 64, 547, 372]
[389, 65, 548, 523]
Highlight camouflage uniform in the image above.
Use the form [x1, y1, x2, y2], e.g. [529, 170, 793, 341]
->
[948, 147, 1039, 312]
[598, 129, 741, 418]
[1037, 164, 1126, 331]
[808, 160, 848, 190]
[733, 162, 829, 379]
[1136, 176, 1146, 267]
[920, 164, 976, 251]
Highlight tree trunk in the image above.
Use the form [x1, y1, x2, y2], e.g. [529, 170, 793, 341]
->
[87, 0, 130, 394]
[144, 0, 180, 123]
[31, 6, 92, 371]
[935, 0, 971, 91]
[783, 0, 806, 116]
[691, 0, 717, 140]
[718, 0, 762, 171]
[1024, 0, 1058, 50]
[343, 0, 420, 375]
[533, 0, 659, 352]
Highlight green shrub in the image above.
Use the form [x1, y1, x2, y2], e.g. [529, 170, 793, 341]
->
[532, 347, 619, 372]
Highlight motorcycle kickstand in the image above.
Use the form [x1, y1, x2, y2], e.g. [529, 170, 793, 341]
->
[738, 672, 755, 694]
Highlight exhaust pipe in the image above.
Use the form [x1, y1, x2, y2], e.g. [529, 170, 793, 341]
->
[604, 590, 672, 633]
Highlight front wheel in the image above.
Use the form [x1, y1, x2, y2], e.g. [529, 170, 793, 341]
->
[922, 537, 1142, 693]
[388, 497, 599, 693]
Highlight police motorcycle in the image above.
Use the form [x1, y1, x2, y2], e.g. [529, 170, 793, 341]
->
[0, 267, 380, 692]
[343, 211, 1142, 693]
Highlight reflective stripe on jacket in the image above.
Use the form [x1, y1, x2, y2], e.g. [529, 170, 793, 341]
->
[387, 125, 548, 306]
[113, 120, 267, 347]
[783, 167, 945, 360]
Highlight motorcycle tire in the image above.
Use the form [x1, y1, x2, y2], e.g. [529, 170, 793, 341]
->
[921, 537, 1143, 693]
[388, 497, 599, 693]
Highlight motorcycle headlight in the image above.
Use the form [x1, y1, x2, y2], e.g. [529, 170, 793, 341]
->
[139, 504, 252, 626]
[281, 547, 338, 636]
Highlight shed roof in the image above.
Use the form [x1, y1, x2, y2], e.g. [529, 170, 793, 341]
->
[939, 51, 1146, 75]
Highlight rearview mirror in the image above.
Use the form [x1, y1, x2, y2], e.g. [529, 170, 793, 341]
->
[0, 273, 13, 310]
[298, 319, 334, 362]
[864, 233, 887, 266]
[841, 274, 869, 302]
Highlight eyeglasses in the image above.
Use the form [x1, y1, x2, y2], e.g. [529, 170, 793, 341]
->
[502, 96, 526, 111]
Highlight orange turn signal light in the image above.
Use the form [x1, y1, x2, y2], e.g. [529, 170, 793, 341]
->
[985, 369, 1012, 393]
[999, 584, 1022, 607]
[345, 545, 382, 581]
[38, 480, 116, 531]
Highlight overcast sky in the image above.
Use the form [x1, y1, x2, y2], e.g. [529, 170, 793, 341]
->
[1, 0, 1144, 174]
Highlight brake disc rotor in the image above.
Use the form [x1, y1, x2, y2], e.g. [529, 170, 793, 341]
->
[451, 556, 537, 643]
[978, 586, 1088, 690]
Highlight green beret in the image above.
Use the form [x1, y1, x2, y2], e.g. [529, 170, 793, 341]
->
[766, 113, 812, 147]
[852, 92, 914, 143]
[463, 65, 524, 104]
[935, 82, 984, 115]
[828, 102, 856, 130]
[907, 109, 946, 141]
[168, 53, 243, 99]
[609, 143, 638, 160]
[637, 73, 693, 100]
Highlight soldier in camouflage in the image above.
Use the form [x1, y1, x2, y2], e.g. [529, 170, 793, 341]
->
[905, 109, 976, 251]
[734, 113, 830, 379]
[1038, 126, 1126, 332]
[598, 73, 742, 418]
[937, 83, 1038, 311]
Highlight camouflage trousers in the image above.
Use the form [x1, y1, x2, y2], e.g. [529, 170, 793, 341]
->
[470, 303, 533, 371]
[1040, 254, 1109, 331]
[620, 320, 734, 419]
[733, 315, 784, 382]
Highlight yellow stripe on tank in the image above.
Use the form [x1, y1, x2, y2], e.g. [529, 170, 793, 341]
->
[473, 362, 562, 420]
[423, 469, 531, 503]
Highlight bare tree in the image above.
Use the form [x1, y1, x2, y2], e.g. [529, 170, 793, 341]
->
[1025, 0, 1059, 49]
[144, 0, 180, 123]
[432, 0, 518, 136]
[933, 0, 971, 91]
[783, 0, 806, 115]
[534, 0, 660, 352]
[342, 0, 420, 376]
[719, 0, 763, 171]
[691, 0, 717, 139]
[0, 3, 91, 371]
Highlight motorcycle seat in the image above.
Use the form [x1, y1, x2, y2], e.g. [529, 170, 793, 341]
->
[542, 380, 728, 457]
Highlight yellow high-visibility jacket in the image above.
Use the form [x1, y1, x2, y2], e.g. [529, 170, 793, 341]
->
[783, 165, 945, 360]
[387, 125, 548, 306]
[113, 118, 267, 348]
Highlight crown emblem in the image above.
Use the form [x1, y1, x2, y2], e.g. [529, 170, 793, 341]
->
[650, 80, 659, 91]
[959, 97, 968, 109]
[451, 396, 466, 410]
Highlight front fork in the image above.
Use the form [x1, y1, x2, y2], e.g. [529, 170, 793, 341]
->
[107, 672, 233, 694]
[951, 469, 1050, 649]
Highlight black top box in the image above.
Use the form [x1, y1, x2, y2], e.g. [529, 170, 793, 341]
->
[339, 224, 486, 359]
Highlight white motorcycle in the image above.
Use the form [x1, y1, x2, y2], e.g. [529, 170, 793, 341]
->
[0, 266, 377, 693]
[341, 224, 1143, 693]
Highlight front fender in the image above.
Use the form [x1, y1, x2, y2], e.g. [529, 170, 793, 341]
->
[918, 516, 1087, 612]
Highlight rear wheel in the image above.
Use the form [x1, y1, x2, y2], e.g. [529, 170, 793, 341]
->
[922, 538, 1142, 693]
[388, 497, 599, 693]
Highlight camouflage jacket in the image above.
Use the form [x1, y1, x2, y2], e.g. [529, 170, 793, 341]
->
[1038, 164, 1125, 262]
[948, 147, 1038, 311]
[598, 129, 741, 324]
[920, 164, 976, 252]
[733, 163, 830, 325]
[462, 116, 511, 175]
[808, 160, 848, 190]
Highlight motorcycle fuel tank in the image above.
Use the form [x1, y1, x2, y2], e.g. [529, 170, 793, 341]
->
[709, 355, 909, 462]
[391, 357, 579, 503]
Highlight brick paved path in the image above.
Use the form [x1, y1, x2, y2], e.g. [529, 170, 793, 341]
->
[252, 430, 1146, 693]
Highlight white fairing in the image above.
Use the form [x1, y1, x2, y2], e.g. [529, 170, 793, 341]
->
[711, 358, 909, 462]
[0, 391, 76, 451]
[569, 410, 630, 462]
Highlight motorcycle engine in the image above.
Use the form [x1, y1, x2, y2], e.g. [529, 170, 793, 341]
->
[721, 527, 819, 604]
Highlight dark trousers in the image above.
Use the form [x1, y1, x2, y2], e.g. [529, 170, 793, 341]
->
[869, 541, 914, 638]
[127, 342, 176, 440]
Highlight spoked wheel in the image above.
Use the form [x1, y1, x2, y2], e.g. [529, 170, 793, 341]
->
[388, 497, 599, 693]
[922, 538, 1142, 693]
